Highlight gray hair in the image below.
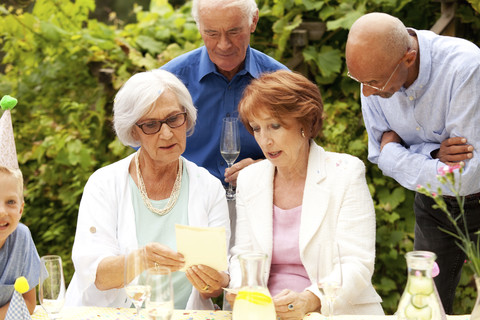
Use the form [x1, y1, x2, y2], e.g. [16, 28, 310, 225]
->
[191, 0, 258, 27]
[0, 166, 24, 201]
[113, 69, 197, 148]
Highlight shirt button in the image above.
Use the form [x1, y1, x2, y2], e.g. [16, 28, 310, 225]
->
[90, 226, 96, 234]
[416, 127, 420, 131]
[409, 96, 414, 101]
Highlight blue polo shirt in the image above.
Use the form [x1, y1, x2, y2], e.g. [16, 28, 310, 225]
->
[162, 46, 288, 183]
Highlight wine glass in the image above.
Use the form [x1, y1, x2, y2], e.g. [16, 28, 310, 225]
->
[220, 117, 241, 200]
[124, 247, 150, 317]
[38, 255, 66, 319]
[145, 266, 174, 320]
[317, 242, 343, 318]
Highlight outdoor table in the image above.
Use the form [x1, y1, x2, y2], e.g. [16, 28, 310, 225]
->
[32, 306, 472, 320]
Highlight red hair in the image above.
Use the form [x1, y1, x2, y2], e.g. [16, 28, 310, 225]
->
[238, 70, 323, 139]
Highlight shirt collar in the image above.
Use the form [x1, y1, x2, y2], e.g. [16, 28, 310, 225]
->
[198, 46, 257, 81]
[404, 28, 431, 96]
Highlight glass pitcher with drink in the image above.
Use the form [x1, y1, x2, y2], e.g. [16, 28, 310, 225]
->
[232, 252, 276, 320]
[396, 251, 445, 320]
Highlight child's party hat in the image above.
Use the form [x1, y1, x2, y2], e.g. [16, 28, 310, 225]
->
[0, 95, 19, 169]
[5, 277, 32, 320]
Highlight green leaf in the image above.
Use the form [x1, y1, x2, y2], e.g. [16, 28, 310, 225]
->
[303, 45, 342, 77]
[301, 0, 324, 11]
[377, 187, 406, 211]
[136, 35, 164, 54]
[326, 10, 364, 30]
[380, 277, 398, 292]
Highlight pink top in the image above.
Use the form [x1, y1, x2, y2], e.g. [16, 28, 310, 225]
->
[268, 205, 311, 296]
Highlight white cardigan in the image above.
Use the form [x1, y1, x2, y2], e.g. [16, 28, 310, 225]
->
[230, 142, 383, 315]
[65, 152, 230, 310]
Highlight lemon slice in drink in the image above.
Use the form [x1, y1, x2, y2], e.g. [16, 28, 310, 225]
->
[405, 303, 432, 320]
[236, 290, 272, 306]
[407, 276, 434, 295]
[411, 294, 429, 309]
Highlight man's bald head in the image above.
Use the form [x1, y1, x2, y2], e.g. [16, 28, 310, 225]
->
[346, 12, 411, 68]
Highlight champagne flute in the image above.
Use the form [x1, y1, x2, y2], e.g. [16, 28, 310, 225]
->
[124, 247, 150, 317]
[145, 266, 174, 320]
[220, 117, 241, 200]
[39, 255, 66, 319]
[318, 242, 343, 319]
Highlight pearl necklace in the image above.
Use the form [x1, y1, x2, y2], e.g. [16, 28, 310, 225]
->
[135, 151, 183, 216]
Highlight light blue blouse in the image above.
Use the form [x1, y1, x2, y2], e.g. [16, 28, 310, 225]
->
[129, 159, 192, 309]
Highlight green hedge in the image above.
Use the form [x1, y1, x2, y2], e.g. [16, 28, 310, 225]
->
[0, 0, 479, 314]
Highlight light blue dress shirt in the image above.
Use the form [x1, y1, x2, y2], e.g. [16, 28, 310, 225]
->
[362, 29, 480, 196]
[161, 46, 288, 183]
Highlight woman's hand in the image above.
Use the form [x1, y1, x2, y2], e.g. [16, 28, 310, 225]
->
[225, 291, 237, 308]
[224, 158, 261, 186]
[144, 242, 185, 272]
[186, 264, 229, 299]
[273, 289, 321, 320]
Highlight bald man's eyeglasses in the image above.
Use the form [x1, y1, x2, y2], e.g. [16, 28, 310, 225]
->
[347, 60, 402, 92]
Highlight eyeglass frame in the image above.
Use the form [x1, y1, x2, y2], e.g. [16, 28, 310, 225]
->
[347, 49, 410, 92]
[135, 112, 187, 135]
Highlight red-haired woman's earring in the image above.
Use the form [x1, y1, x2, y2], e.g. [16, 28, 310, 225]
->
[301, 129, 305, 138]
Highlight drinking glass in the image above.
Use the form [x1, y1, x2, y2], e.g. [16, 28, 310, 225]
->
[124, 247, 150, 317]
[317, 242, 343, 318]
[38, 255, 66, 319]
[220, 117, 241, 200]
[145, 266, 174, 320]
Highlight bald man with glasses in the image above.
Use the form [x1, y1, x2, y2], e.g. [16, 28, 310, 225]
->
[346, 12, 480, 314]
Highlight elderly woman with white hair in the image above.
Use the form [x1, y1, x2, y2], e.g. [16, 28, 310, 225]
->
[65, 69, 230, 310]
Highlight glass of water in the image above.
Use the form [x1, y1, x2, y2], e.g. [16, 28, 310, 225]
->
[124, 247, 150, 317]
[145, 266, 174, 320]
[39, 255, 66, 319]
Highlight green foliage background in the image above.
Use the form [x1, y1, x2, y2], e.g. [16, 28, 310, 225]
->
[0, 0, 479, 314]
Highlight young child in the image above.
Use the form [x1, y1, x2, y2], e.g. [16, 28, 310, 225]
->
[0, 95, 41, 318]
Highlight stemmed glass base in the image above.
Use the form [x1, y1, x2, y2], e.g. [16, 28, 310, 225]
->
[226, 189, 235, 200]
[321, 291, 339, 319]
[225, 163, 236, 200]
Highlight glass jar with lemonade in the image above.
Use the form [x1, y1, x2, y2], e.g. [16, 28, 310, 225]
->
[232, 252, 276, 320]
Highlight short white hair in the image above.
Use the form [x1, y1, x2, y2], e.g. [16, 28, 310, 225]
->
[113, 69, 197, 148]
[191, 0, 258, 27]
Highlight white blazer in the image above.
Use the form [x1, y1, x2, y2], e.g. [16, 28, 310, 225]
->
[65, 152, 230, 310]
[230, 142, 383, 315]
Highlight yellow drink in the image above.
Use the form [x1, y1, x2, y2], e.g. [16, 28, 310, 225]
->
[232, 287, 276, 320]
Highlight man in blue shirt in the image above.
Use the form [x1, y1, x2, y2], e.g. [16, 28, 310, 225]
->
[345, 12, 480, 313]
[162, 0, 288, 185]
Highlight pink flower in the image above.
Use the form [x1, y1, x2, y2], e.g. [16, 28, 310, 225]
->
[438, 163, 463, 176]
[432, 262, 440, 277]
